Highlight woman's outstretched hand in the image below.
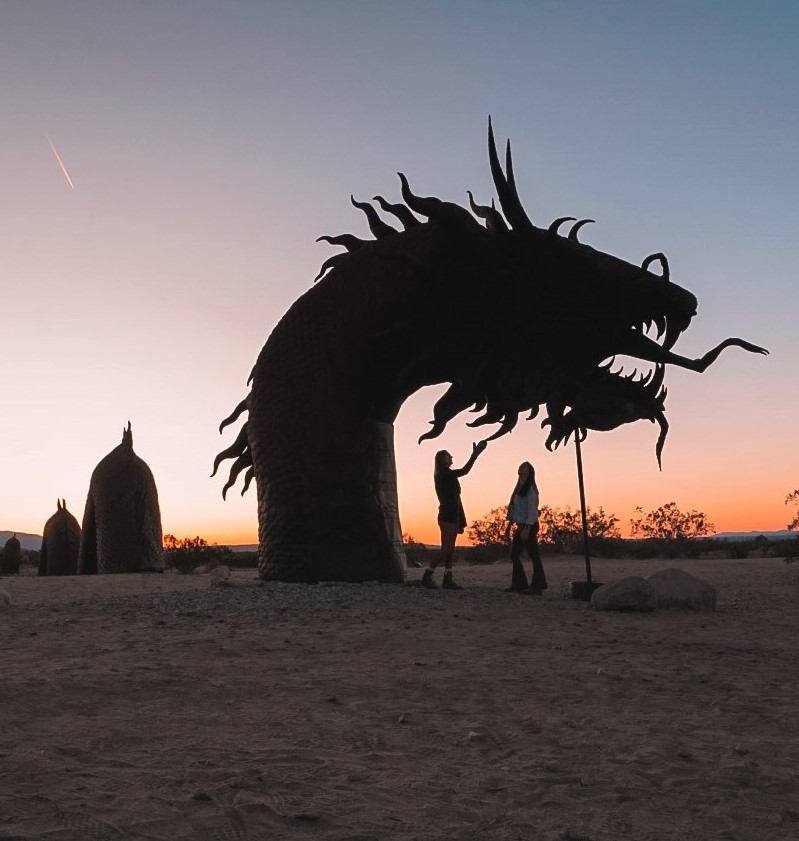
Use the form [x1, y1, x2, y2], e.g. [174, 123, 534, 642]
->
[472, 440, 488, 457]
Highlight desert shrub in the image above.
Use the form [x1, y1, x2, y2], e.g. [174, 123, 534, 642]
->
[469, 504, 620, 555]
[630, 502, 714, 540]
[402, 534, 432, 568]
[586, 536, 627, 558]
[163, 535, 233, 574]
[771, 537, 799, 558]
[539, 505, 620, 552]
[462, 543, 508, 565]
[225, 550, 259, 569]
[467, 507, 508, 546]
[786, 490, 799, 531]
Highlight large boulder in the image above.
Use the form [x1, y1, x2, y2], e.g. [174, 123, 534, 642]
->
[591, 575, 657, 612]
[646, 567, 716, 611]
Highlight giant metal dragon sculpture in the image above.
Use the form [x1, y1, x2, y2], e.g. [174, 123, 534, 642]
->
[214, 120, 767, 583]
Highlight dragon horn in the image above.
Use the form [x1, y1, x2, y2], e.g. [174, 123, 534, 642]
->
[642, 252, 670, 284]
[487, 117, 534, 231]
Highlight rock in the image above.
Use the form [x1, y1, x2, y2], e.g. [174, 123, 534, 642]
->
[210, 565, 231, 580]
[591, 576, 656, 612]
[646, 567, 716, 611]
[0, 586, 11, 608]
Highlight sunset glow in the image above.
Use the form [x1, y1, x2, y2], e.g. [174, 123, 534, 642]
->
[1, 3, 797, 550]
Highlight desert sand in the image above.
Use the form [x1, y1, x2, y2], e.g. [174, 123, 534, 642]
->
[1, 556, 798, 841]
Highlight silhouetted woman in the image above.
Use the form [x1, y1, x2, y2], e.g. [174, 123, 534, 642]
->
[422, 441, 487, 590]
[505, 461, 547, 594]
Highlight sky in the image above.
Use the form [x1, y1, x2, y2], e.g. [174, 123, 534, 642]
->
[1, 1, 797, 546]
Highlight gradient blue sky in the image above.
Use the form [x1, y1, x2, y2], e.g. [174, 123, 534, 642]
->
[2, 1, 797, 544]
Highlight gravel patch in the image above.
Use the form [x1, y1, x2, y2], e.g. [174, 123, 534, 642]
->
[90, 578, 500, 620]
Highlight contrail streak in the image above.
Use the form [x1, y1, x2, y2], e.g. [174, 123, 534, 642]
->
[47, 136, 76, 189]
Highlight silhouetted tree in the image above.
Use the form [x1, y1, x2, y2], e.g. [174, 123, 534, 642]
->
[163, 535, 233, 575]
[402, 533, 431, 568]
[630, 502, 714, 540]
[786, 490, 799, 531]
[538, 505, 620, 549]
[467, 507, 509, 547]
[469, 505, 620, 551]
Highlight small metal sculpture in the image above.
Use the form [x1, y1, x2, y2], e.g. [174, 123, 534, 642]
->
[1, 534, 22, 576]
[39, 499, 81, 576]
[78, 423, 164, 574]
[215, 120, 767, 583]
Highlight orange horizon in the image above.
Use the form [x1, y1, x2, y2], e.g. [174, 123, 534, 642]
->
[173, 512, 796, 549]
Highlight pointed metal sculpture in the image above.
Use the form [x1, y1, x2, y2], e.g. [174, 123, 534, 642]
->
[79, 423, 164, 574]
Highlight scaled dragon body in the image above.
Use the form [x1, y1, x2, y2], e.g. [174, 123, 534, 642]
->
[215, 121, 767, 583]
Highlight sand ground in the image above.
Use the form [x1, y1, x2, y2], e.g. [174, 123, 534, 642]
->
[1, 556, 798, 841]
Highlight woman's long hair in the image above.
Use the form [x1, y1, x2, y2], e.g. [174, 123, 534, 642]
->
[434, 450, 450, 476]
[508, 461, 536, 508]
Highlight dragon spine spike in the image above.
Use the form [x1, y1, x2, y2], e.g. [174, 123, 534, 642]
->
[211, 423, 248, 477]
[221, 450, 253, 500]
[467, 190, 508, 232]
[241, 466, 254, 496]
[372, 195, 421, 229]
[314, 253, 348, 282]
[219, 397, 249, 434]
[568, 219, 595, 242]
[316, 233, 368, 252]
[549, 216, 576, 234]
[350, 196, 399, 238]
[397, 173, 481, 232]
[397, 172, 435, 218]
[350, 196, 394, 237]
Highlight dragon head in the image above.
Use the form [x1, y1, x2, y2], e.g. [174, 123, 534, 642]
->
[313, 119, 767, 465]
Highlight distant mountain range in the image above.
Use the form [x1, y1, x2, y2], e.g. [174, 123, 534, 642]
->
[2, 531, 795, 554]
[0, 531, 43, 551]
[0, 531, 259, 553]
[710, 530, 797, 542]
